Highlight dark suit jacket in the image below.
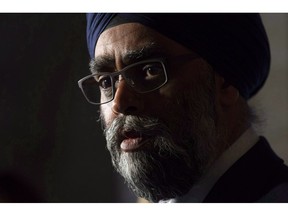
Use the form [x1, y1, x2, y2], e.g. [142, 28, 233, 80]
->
[203, 137, 288, 202]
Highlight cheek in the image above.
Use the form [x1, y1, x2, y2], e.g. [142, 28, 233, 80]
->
[161, 71, 201, 99]
[100, 104, 116, 127]
[163, 58, 213, 94]
[155, 87, 186, 122]
[159, 76, 194, 100]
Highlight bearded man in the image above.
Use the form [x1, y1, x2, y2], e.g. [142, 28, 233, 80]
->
[78, 13, 288, 202]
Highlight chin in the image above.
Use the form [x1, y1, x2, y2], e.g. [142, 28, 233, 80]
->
[114, 144, 199, 202]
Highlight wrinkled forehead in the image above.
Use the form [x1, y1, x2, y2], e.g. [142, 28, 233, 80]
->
[96, 22, 155, 52]
[95, 22, 192, 61]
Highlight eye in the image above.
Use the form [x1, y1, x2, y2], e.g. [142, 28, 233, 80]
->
[98, 76, 112, 89]
[142, 63, 164, 79]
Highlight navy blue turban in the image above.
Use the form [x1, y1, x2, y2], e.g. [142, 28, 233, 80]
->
[86, 13, 270, 99]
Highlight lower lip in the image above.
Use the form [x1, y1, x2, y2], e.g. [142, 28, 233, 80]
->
[120, 137, 148, 152]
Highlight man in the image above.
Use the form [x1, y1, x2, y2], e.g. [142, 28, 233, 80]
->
[78, 13, 288, 202]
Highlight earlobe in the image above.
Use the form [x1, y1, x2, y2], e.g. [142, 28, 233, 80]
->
[215, 74, 240, 107]
[220, 85, 240, 106]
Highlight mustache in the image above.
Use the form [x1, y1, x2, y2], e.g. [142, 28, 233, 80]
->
[104, 115, 172, 143]
[104, 115, 192, 163]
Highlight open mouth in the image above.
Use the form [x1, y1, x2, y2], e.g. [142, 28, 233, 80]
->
[120, 130, 150, 152]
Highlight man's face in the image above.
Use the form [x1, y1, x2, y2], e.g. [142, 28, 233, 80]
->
[94, 23, 226, 202]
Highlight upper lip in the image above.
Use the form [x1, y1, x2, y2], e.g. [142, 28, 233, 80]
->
[121, 129, 143, 139]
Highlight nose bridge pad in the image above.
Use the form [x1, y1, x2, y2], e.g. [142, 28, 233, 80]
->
[126, 77, 135, 88]
[114, 75, 134, 93]
[114, 78, 131, 99]
[119, 72, 134, 89]
[114, 76, 125, 92]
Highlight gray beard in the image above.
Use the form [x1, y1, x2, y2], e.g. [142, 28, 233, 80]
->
[103, 74, 225, 202]
[105, 115, 200, 202]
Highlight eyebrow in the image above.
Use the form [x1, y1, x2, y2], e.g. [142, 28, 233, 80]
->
[89, 56, 115, 74]
[122, 43, 167, 65]
[89, 42, 167, 74]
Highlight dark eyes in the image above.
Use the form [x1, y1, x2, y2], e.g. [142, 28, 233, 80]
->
[142, 64, 163, 78]
[98, 76, 112, 89]
[96, 61, 164, 94]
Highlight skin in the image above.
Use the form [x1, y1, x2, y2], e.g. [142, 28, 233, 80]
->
[95, 22, 248, 148]
[93, 22, 250, 201]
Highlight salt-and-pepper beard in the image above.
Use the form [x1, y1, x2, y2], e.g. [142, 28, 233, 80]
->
[103, 72, 224, 202]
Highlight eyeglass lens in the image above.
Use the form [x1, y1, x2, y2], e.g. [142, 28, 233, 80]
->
[81, 60, 167, 104]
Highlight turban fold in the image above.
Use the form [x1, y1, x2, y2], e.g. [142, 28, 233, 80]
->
[86, 13, 270, 99]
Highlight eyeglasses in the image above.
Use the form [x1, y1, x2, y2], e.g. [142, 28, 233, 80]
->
[78, 54, 199, 105]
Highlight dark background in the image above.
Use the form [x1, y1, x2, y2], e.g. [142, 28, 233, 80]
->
[0, 13, 136, 202]
[0, 13, 287, 203]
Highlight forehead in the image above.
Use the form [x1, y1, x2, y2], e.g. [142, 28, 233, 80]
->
[94, 22, 191, 59]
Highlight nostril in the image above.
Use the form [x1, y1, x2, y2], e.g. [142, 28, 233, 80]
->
[111, 104, 138, 115]
[124, 106, 138, 115]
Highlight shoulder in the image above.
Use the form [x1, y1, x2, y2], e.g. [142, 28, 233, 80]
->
[204, 136, 288, 202]
[257, 183, 288, 202]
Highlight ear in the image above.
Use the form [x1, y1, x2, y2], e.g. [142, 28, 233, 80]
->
[215, 74, 240, 107]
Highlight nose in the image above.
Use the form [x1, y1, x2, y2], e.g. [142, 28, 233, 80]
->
[111, 79, 144, 115]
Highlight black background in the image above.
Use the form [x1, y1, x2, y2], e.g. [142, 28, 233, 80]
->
[0, 14, 132, 202]
[1, 13, 286, 203]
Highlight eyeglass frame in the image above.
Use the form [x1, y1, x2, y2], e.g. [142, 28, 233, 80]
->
[78, 53, 200, 105]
